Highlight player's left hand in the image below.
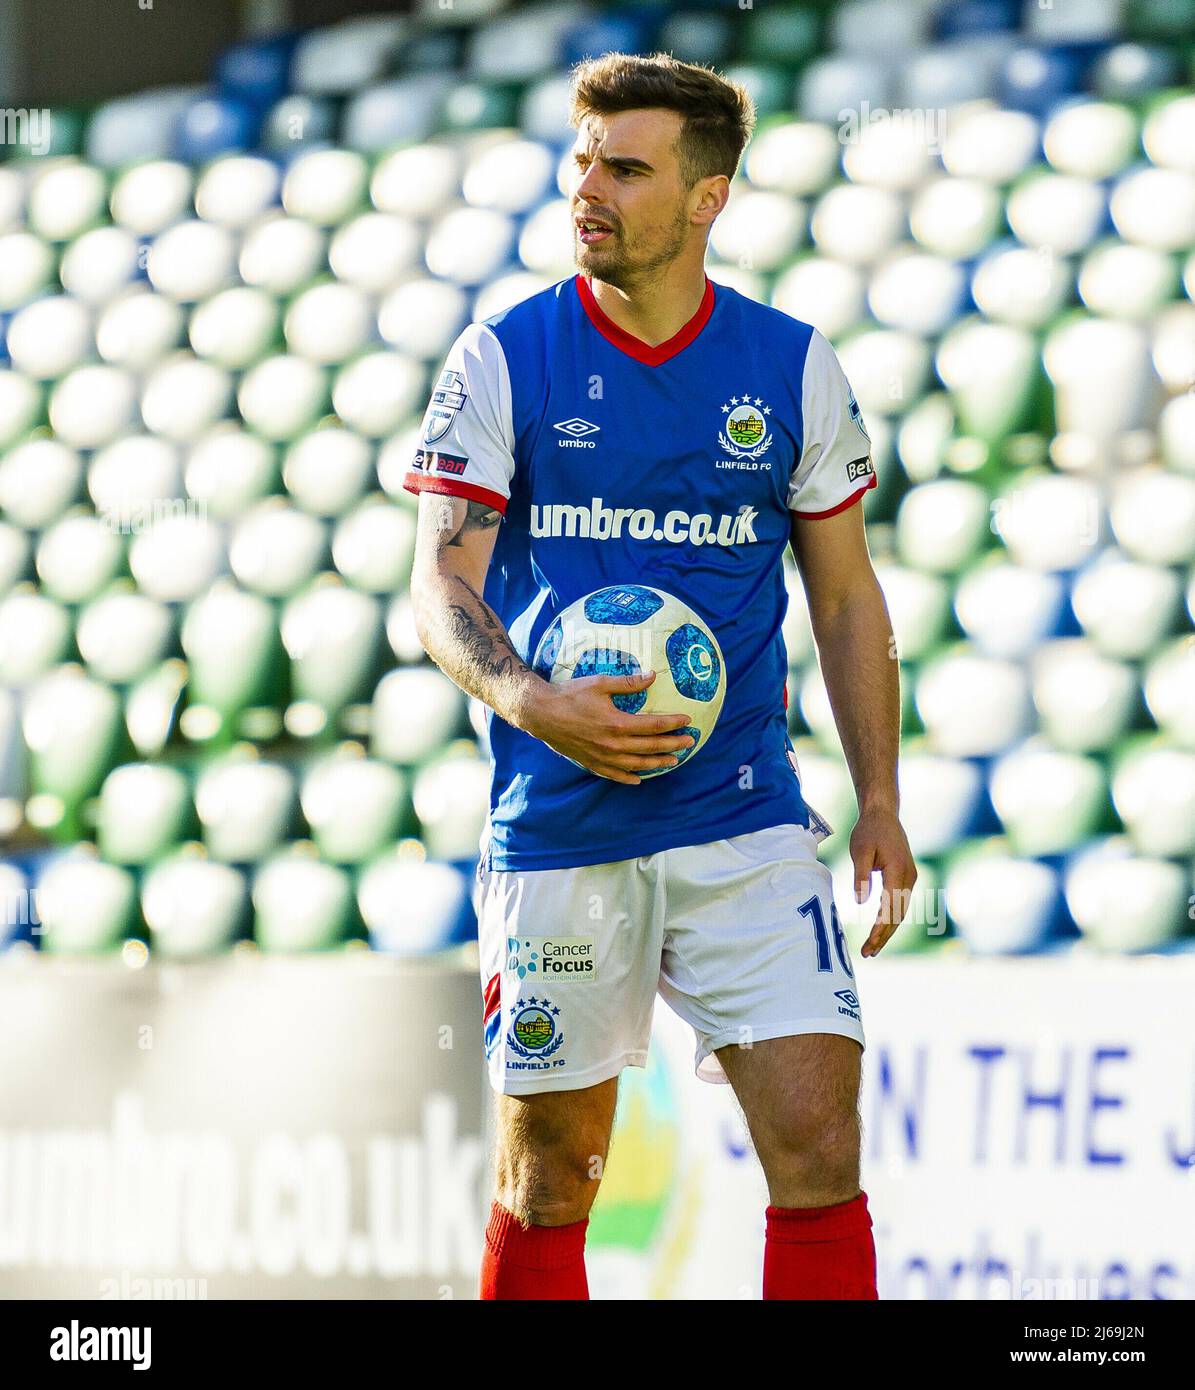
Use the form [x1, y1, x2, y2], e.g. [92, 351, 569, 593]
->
[850, 806, 918, 958]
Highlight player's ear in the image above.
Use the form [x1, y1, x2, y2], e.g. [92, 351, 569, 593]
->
[691, 173, 729, 227]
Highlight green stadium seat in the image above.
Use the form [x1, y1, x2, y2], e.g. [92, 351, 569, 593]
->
[146, 220, 238, 304]
[0, 370, 43, 449]
[0, 437, 81, 529]
[371, 144, 461, 221]
[990, 740, 1108, 855]
[184, 424, 277, 520]
[195, 754, 296, 863]
[58, 224, 140, 306]
[0, 589, 71, 686]
[281, 149, 369, 228]
[358, 850, 471, 954]
[252, 848, 355, 952]
[127, 513, 226, 603]
[283, 426, 374, 517]
[1143, 635, 1195, 746]
[194, 154, 280, 229]
[937, 319, 1042, 444]
[1072, 549, 1182, 658]
[773, 257, 864, 343]
[283, 281, 373, 365]
[180, 583, 283, 739]
[229, 501, 326, 597]
[189, 287, 280, 371]
[332, 498, 417, 594]
[95, 288, 185, 370]
[36, 852, 137, 953]
[331, 352, 425, 439]
[0, 229, 56, 311]
[87, 433, 181, 525]
[142, 853, 247, 957]
[108, 159, 193, 236]
[425, 206, 516, 287]
[971, 246, 1072, 328]
[915, 646, 1033, 756]
[329, 212, 422, 293]
[48, 363, 138, 449]
[371, 667, 468, 765]
[1033, 638, 1140, 754]
[75, 587, 173, 686]
[942, 106, 1040, 183]
[237, 354, 329, 442]
[895, 747, 985, 858]
[1109, 467, 1195, 566]
[385, 593, 424, 665]
[22, 666, 125, 835]
[463, 137, 555, 216]
[36, 512, 124, 604]
[300, 751, 409, 863]
[868, 250, 966, 337]
[239, 213, 328, 296]
[280, 580, 384, 732]
[96, 762, 193, 865]
[1044, 99, 1138, 178]
[909, 177, 1003, 260]
[7, 293, 92, 379]
[875, 561, 952, 663]
[896, 478, 992, 574]
[1110, 166, 1195, 251]
[943, 842, 1059, 954]
[710, 190, 806, 274]
[810, 184, 904, 266]
[26, 160, 106, 243]
[1065, 837, 1188, 951]
[377, 277, 468, 359]
[412, 746, 489, 860]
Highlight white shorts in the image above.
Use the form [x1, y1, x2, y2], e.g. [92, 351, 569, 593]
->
[476, 823, 865, 1095]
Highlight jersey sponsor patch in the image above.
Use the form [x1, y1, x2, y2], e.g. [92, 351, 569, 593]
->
[506, 935, 596, 982]
[412, 448, 470, 476]
[847, 457, 874, 482]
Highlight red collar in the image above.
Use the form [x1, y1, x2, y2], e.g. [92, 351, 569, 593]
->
[574, 273, 715, 366]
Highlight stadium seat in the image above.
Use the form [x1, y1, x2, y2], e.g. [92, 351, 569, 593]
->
[412, 747, 490, 860]
[252, 848, 355, 952]
[300, 751, 409, 864]
[195, 754, 296, 863]
[359, 852, 474, 954]
[35, 852, 138, 953]
[371, 667, 468, 766]
[75, 588, 173, 686]
[944, 844, 1062, 953]
[142, 854, 247, 957]
[279, 581, 384, 733]
[96, 762, 193, 865]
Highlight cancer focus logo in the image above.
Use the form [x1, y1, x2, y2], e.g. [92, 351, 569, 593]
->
[507, 997, 565, 1060]
[718, 394, 774, 460]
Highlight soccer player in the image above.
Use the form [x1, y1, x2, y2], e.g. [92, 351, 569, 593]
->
[407, 52, 917, 1300]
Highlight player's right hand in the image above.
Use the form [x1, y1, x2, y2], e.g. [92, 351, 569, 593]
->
[522, 669, 695, 785]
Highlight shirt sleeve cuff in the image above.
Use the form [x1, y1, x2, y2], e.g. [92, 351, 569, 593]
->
[790, 470, 876, 520]
[403, 473, 509, 515]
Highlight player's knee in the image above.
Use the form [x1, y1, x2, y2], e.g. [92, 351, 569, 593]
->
[498, 1145, 603, 1225]
[762, 1101, 861, 1185]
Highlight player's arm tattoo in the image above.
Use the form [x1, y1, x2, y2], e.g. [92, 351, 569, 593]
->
[414, 495, 543, 728]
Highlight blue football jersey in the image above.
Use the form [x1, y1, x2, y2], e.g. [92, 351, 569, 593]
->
[406, 274, 876, 871]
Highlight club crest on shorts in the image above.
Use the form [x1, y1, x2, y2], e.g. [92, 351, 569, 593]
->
[507, 997, 565, 1062]
[718, 394, 774, 460]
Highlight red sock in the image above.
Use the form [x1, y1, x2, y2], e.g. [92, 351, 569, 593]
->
[479, 1202, 590, 1300]
[763, 1192, 878, 1300]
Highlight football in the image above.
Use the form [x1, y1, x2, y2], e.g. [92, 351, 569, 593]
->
[531, 584, 725, 776]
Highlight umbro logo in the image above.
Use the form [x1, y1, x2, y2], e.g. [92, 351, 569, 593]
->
[554, 418, 600, 448]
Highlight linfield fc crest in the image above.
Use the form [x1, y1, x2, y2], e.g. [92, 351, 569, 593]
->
[719, 393, 775, 460]
[507, 996, 564, 1060]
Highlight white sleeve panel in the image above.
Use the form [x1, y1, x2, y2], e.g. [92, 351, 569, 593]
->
[404, 321, 517, 513]
[787, 329, 877, 518]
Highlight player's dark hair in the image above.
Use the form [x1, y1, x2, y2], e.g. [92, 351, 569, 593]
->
[569, 52, 756, 189]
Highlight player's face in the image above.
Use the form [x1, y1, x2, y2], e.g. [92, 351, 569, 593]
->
[570, 109, 696, 289]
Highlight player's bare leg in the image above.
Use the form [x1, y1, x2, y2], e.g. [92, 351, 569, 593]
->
[716, 1032, 877, 1299]
[480, 1078, 618, 1299]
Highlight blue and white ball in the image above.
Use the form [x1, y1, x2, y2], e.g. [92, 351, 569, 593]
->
[532, 584, 725, 776]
